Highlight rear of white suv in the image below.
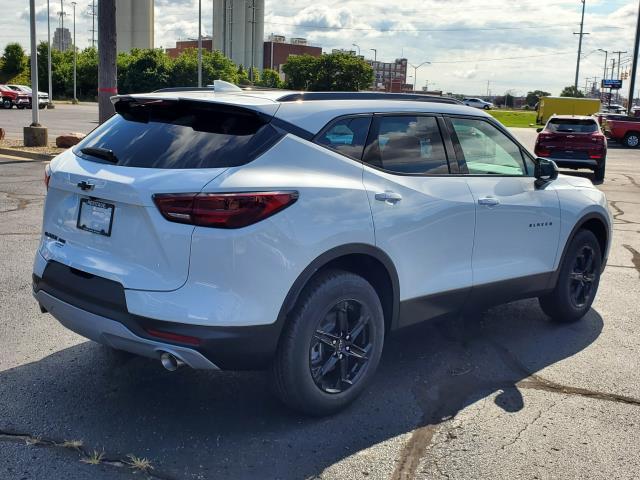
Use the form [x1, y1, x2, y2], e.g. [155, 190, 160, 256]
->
[34, 89, 611, 415]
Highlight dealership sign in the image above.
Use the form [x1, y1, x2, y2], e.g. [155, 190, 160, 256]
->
[601, 79, 623, 89]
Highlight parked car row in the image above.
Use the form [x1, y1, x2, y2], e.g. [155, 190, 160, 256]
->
[0, 84, 48, 109]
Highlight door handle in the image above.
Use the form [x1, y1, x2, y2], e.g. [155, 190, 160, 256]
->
[375, 191, 403, 203]
[478, 196, 500, 206]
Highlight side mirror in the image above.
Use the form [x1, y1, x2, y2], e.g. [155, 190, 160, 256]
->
[536, 127, 543, 133]
[534, 158, 558, 188]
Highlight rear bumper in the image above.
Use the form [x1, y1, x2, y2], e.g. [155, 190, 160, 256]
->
[32, 260, 284, 370]
[34, 290, 220, 370]
[550, 157, 600, 169]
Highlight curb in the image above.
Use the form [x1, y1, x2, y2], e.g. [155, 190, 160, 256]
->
[0, 147, 56, 162]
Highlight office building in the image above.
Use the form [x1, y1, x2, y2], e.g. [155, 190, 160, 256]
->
[263, 35, 322, 76]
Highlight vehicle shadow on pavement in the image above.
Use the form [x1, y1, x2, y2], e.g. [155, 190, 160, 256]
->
[0, 299, 602, 479]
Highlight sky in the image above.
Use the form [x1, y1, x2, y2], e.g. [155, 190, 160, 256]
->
[5, 0, 639, 96]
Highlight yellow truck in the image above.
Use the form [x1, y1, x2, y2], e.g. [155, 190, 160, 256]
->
[536, 96, 601, 124]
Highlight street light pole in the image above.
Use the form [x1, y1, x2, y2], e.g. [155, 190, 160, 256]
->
[627, 0, 640, 114]
[370, 48, 377, 62]
[197, 0, 202, 87]
[47, 0, 53, 107]
[25, 0, 48, 146]
[72, 1, 77, 102]
[352, 43, 360, 56]
[409, 61, 431, 92]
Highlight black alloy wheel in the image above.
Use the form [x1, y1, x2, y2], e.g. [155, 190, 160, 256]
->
[271, 270, 385, 415]
[310, 299, 373, 394]
[568, 245, 597, 309]
[539, 229, 602, 323]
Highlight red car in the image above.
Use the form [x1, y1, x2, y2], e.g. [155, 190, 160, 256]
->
[0, 84, 30, 109]
[602, 115, 640, 149]
[535, 115, 607, 182]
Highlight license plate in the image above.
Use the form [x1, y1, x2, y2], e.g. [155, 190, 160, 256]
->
[77, 199, 114, 236]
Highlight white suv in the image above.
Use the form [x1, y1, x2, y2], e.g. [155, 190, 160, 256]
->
[463, 97, 493, 110]
[33, 84, 612, 415]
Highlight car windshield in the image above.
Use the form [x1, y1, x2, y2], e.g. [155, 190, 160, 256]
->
[547, 119, 597, 133]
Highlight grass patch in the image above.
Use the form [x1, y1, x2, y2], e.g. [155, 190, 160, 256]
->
[126, 454, 154, 473]
[81, 450, 105, 465]
[488, 110, 539, 128]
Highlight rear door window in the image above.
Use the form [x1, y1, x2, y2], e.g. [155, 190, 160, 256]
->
[73, 99, 282, 169]
[363, 115, 450, 175]
[315, 116, 372, 160]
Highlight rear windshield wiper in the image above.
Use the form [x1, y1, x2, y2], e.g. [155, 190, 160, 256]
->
[80, 147, 119, 164]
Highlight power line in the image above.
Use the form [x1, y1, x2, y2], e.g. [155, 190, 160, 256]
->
[429, 51, 574, 64]
[261, 21, 592, 33]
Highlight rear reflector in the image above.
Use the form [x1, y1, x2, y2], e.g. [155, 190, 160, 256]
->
[145, 328, 202, 346]
[44, 164, 51, 190]
[153, 191, 299, 229]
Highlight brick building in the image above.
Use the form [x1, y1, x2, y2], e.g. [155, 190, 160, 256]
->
[263, 35, 322, 77]
[166, 38, 214, 58]
[368, 58, 410, 92]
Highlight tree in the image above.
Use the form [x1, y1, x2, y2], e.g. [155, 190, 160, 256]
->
[118, 48, 171, 94]
[256, 68, 283, 88]
[282, 53, 374, 91]
[1, 43, 27, 79]
[560, 85, 584, 98]
[282, 55, 318, 90]
[525, 90, 551, 107]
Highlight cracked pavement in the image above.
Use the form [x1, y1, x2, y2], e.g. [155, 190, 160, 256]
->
[0, 130, 639, 480]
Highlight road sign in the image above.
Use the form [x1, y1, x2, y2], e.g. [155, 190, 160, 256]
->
[601, 79, 623, 89]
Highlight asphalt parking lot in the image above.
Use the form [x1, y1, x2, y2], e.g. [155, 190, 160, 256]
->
[0, 118, 639, 479]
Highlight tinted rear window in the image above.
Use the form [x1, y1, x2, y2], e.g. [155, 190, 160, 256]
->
[547, 119, 598, 133]
[73, 100, 282, 169]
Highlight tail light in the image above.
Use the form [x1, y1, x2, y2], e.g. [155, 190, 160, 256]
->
[591, 134, 605, 145]
[44, 164, 51, 190]
[153, 191, 299, 229]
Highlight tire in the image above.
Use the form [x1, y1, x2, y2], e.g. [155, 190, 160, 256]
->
[16, 105, 24, 110]
[38, 103, 46, 110]
[594, 162, 605, 182]
[483, 105, 491, 110]
[539, 229, 602, 323]
[623, 132, 640, 148]
[2, 98, 12, 109]
[271, 270, 385, 416]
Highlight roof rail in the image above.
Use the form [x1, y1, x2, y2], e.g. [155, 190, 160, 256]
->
[276, 92, 462, 105]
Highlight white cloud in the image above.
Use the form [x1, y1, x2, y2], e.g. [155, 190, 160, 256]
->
[4, 0, 638, 96]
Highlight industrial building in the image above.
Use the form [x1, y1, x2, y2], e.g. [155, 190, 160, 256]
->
[263, 35, 322, 77]
[213, 0, 265, 72]
[116, 0, 154, 53]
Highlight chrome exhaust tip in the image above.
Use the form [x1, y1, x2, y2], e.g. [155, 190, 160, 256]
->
[160, 352, 185, 372]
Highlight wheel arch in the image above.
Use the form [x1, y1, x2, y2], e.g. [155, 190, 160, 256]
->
[276, 244, 400, 335]
[551, 212, 610, 288]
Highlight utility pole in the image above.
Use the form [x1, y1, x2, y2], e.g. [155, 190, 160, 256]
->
[250, 0, 256, 82]
[25, 0, 47, 146]
[628, 0, 640, 114]
[60, 0, 64, 49]
[574, 0, 589, 90]
[98, 0, 117, 124]
[72, 2, 77, 102]
[612, 51, 627, 103]
[88, 0, 97, 48]
[47, 0, 54, 107]
[197, 0, 202, 87]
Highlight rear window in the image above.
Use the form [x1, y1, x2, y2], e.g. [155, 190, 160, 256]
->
[73, 99, 283, 169]
[547, 118, 598, 133]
